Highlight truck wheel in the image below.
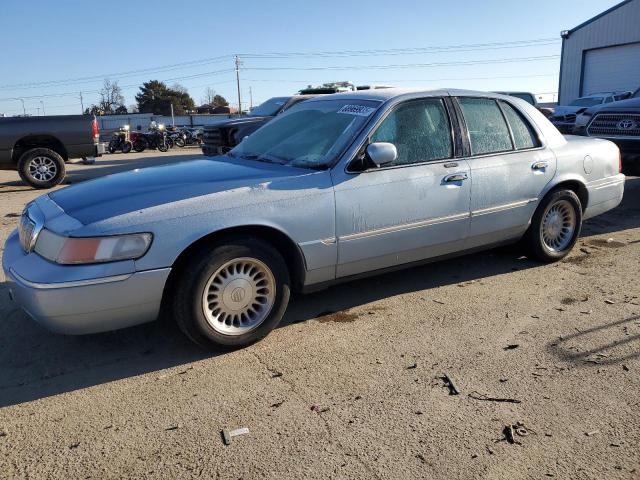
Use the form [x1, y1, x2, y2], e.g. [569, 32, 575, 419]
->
[524, 189, 582, 262]
[173, 238, 291, 349]
[17, 148, 66, 189]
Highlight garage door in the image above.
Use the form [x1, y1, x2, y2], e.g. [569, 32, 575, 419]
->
[582, 42, 640, 96]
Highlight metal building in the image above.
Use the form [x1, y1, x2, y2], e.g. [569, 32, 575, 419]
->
[558, 0, 640, 105]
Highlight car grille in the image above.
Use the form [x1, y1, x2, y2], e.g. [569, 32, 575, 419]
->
[18, 212, 36, 252]
[203, 126, 223, 147]
[587, 113, 640, 138]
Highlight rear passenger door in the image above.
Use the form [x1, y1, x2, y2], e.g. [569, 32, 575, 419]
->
[454, 97, 556, 247]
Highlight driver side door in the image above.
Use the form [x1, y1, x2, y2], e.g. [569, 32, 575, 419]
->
[331, 97, 472, 278]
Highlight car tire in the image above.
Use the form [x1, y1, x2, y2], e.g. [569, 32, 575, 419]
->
[17, 148, 66, 189]
[524, 188, 582, 262]
[173, 238, 291, 349]
[121, 141, 132, 154]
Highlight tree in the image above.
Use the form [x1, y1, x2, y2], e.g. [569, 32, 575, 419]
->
[201, 87, 228, 107]
[98, 79, 125, 114]
[135, 80, 196, 115]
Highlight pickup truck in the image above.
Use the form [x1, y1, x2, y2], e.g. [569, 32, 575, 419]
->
[0, 115, 105, 188]
[202, 96, 315, 156]
[573, 89, 640, 174]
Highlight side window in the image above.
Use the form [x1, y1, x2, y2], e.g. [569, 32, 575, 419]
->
[458, 98, 513, 155]
[370, 98, 452, 166]
[604, 96, 613, 103]
[499, 101, 540, 150]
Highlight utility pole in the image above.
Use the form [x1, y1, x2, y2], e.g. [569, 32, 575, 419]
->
[79, 92, 84, 114]
[235, 55, 242, 114]
[249, 87, 253, 110]
[36, 107, 40, 116]
[40, 100, 45, 116]
[18, 98, 25, 116]
[170, 103, 175, 126]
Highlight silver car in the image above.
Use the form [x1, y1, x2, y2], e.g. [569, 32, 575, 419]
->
[2, 89, 625, 348]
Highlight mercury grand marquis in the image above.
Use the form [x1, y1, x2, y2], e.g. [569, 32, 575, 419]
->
[3, 89, 625, 348]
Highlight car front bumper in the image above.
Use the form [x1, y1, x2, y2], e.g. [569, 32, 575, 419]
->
[2, 230, 170, 334]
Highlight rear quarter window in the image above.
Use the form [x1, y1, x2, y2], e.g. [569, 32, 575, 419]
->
[499, 101, 540, 150]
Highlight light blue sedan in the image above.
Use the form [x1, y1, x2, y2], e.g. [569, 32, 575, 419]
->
[3, 89, 625, 348]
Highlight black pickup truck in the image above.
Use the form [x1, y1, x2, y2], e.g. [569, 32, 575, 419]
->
[0, 115, 105, 188]
[573, 88, 640, 174]
[202, 96, 315, 156]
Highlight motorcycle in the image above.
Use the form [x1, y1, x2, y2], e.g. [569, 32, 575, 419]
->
[108, 126, 133, 153]
[132, 123, 169, 152]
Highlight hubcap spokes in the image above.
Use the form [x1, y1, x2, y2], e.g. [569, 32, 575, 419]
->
[202, 258, 276, 335]
[29, 156, 57, 181]
[541, 200, 576, 252]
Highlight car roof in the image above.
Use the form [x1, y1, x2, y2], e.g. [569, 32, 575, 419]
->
[302, 87, 510, 103]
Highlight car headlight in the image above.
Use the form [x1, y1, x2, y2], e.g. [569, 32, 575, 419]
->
[34, 230, 152, 264]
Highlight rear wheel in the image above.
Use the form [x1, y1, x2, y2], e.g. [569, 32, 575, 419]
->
[133, 139, 147, 152]
[174, 137, 185, 147]
[524, 189, 582, 262]
[173, 238, 290, 349]
[17, 148, 66, 189]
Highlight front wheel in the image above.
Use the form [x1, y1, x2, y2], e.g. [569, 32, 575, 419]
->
[524, 189, 582, 262]
[157, 140, 168, 152]
[121, 141, 132, 153]
[173, 238, 290, 349]
[174, 137, 185, 147]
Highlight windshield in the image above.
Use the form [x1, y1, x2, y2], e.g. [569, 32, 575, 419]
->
[248, 97, 290, 117]
[570, 97, 604, 107]
[230, 99, 382, 169]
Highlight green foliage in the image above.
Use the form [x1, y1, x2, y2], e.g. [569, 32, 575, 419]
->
[136, 80, 196, 115]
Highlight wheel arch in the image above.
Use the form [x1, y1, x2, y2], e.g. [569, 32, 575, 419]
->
[164, 224, 307, 303]
[12, 135, 68, 163]
[541, 177, 589, 212]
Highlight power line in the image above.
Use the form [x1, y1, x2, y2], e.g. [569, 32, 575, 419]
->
[244, 73, 559, 83]
[244, 55, 560, 72]
[240, 38, 559, 59]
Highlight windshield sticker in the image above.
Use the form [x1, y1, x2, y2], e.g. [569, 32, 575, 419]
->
[337, 105, 376, 117]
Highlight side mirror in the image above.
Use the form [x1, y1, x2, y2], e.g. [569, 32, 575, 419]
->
[366, 142, 397, 167]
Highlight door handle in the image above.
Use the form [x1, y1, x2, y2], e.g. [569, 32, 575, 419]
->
[531, 160, 549, 170]
[443, 172, 468, 183]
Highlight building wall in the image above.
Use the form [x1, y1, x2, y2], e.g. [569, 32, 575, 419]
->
[559, 0, 640, 104]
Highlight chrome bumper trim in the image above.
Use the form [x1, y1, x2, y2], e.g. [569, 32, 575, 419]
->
[9, 268, 133, 289]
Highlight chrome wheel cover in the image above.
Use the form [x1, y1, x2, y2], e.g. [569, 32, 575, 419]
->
[29, 156, 57, 182]
[541, 199, 576, 252]
[202, 257, 276, 335]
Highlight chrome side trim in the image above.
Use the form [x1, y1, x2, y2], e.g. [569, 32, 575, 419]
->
[9, 268, 134, 290]
[592, 178, 625, 190]
[298, 237, 336, 247]
[471, 198, 537, 217]
[339, 212, 470, 242]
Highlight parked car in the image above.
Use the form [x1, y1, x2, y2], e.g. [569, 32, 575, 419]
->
[3, 89, 624, 349]
[551, 92, 632, 133]
[202, 96, 315, 156]
[573, 88, 640, 174]
[493, 91, 553, 118]
[0, 115, 105, 188]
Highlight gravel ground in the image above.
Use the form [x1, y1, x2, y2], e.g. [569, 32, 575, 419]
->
[0, 150, 639, 479]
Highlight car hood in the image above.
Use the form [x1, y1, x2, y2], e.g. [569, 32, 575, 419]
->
[585, 96, 640, 114]
[212, 116, 272, 128]
[49, 157, 315, 226]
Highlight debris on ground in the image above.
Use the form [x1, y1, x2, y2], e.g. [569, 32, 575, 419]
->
[69, 442, 81, 449]
[270, 401, 284, 409]
[622, 364, 630, 371]
[0, 430, 6, 437]
[221, 427, 250, 446]
[441, 373, 460, 395]
[498, 422, 535, 445]
[165, 424, 181, 431]
[406, 362, 418, 369]
[269, 369, 283, 378]
[604, 299, 615, 305]
[311, 405, 330, 413]
[503, 344, 519, 350]
[468, 391, 522, 404]
[585, 430, 600, 436]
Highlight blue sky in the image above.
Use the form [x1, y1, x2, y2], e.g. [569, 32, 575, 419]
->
[0, 0, 621, 115]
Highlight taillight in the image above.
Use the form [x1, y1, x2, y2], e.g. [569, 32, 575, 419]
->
[619, 151, 623, 173]
[91, 117, 99, 140]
